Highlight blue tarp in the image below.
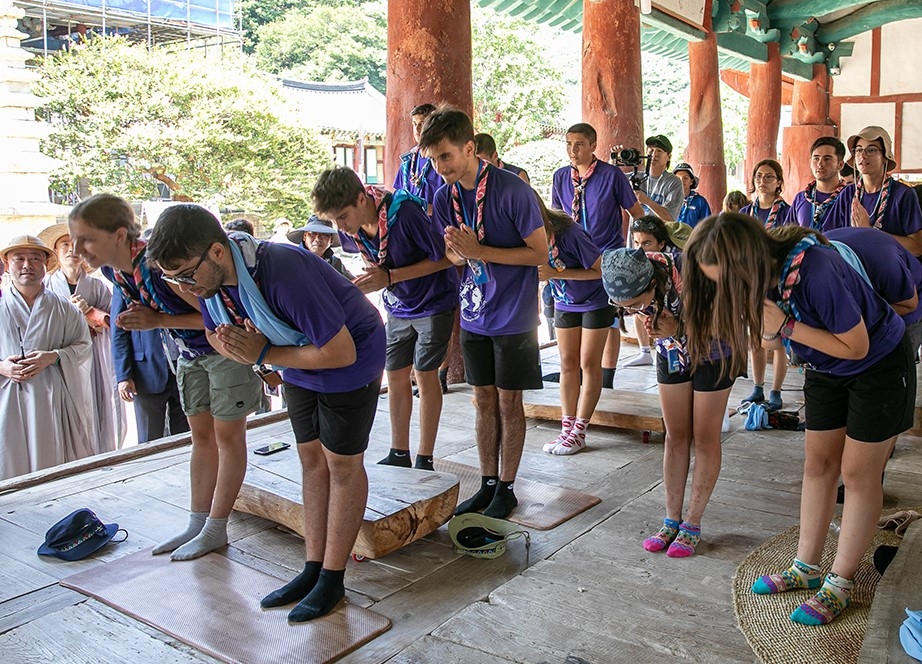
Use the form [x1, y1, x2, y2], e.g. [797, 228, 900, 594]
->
[59, 0, 234, 30]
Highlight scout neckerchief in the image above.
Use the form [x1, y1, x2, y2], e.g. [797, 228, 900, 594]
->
[350, 187, 428, 267]
[776, 234, 820, 321]
[109, 240, 198, 343]
[646, 251, 687, 372]
[452, 159, 491, 243]
[570, 158, 598, 230]
[752, 196, 785, 230]
[856, 175, 893, 229]
[546, 229, 569, 302]
[804, 179, 845, 231]
[402, 147, 432, 189]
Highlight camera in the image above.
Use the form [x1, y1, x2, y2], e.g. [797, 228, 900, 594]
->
[611, 146, 651, 190]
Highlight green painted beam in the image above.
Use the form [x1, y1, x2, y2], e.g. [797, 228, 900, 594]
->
[817, 0, 922, 42]
[644, 8, 707, 41]
[769, 0, 873, 25]
[780, 56, 814, 81]
[716, 31, 769, 62]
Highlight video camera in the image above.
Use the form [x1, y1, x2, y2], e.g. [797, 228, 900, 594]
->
[611, 147, 651, 191]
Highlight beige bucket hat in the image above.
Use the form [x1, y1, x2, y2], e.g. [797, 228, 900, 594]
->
[0, 235, 57, 271]
[846, 126, 897, 172]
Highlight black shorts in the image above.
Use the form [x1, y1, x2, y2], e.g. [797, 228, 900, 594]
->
[804, 334, 915, 443]
[554, 305, 617, 330]
[284, 379, 382, 455]
[460, 329, 543, 391]
[656, 353, 736, 392]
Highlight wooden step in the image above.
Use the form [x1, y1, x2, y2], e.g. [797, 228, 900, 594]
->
[234, 448, 459, 560]
[523, 385, 664, 433]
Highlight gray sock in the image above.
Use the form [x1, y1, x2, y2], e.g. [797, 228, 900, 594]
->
[152, 511, 208, 555]
[170, 517, 229, 561]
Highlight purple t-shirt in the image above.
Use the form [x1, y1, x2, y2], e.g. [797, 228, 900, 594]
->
[740, 200, 792, 228]
[768, 245, 904, 376]
[787, 189, 847, 232]
[393, 148, 444, 208]
[338, 196, 458, 319]
[826, 227, 922, 325]
[101, 264, 213, 358]
[200, 242, 385, 393]
[547, 224, 607, 313]
[433, 166, 542, 336]
[825, 180, 922, 238]
[552, 160, 638, 253]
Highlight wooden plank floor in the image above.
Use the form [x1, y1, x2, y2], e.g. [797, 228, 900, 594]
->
[2, 347, 922, 663]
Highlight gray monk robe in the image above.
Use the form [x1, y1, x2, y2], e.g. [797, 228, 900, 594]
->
[0, 284, 94, 480]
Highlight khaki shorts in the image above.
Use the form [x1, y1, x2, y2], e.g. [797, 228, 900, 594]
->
[177, 353, 263, 421]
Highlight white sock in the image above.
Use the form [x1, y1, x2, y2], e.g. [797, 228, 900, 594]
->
[170, 517, 229, 561]
[152, 511, 208, 555]
[552, 417, 589, 455]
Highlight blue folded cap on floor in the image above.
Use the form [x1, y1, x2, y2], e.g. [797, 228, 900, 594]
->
[37, 508, 122, 561]
[901, 608, 922, 661]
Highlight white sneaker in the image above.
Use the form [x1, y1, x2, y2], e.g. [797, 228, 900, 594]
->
[721, 410, 730, 433]
[621, 351, 653, 368]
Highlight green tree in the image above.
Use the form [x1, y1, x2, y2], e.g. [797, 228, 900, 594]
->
[254, 2, 387, 92]
[35, 37, 332, 224]
[472, 9, 566, 152]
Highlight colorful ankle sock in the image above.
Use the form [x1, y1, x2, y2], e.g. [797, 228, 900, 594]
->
[544, 416, 576, 452]
[377, 448, 411, 468]
[601, 368, 615, 389]
[455, 476, 498, 515]
[742, 384, 764, 404]
[552, 417, 589, 455]
[414, 454, 434, 471]
[642, 517, 680, 552]
[288, 568, 346, 623]
[261, 561, 322, 608]
[751, 558, 822, 595]
[483, 480, 518, 519]
[666, 522, 701, 558]
[790, 573, 853, 626]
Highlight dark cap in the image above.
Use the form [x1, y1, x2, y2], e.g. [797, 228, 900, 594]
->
[645, 135, 673, 154]
[37, 508, 122, 561]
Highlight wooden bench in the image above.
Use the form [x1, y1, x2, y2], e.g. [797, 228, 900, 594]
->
[523, 385, 665, 434]
[858, 520, 922, 663]
[234, 449, 459, 560]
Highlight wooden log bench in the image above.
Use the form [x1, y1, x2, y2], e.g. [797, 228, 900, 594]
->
[523, 385, 665, 435]
[234, 448, 459, 560]
[858, 520, 922, 663]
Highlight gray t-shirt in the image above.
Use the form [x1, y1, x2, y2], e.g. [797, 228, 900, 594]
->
[643, 171, 684, 220]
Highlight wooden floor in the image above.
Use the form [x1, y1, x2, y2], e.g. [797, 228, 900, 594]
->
[2, 346, 922, 664]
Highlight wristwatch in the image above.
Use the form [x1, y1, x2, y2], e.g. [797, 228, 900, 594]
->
[779, 316, 795, 339]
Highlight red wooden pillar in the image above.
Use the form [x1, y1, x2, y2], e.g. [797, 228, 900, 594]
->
[582, 0, 643, 157]
[385, 0, 473, 181]
[686, 2, 726, 215]
[781, 64, 834, 193]
[745, 42, 782, 189]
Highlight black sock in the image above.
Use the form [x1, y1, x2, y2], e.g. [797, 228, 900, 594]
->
[455, 476, 498, 515]
[377, 448, 411, 467]
[438, 368, 449, 394]
[414, 454, 434, 471]
[483, 480, 518, 519]
[601, 368, 615, 389]
[261, 561, 322, 608]
[288, 568, 345, 623]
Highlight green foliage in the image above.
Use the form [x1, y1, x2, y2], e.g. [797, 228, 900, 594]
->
[472, 9, 566, 152]
[253, 2, 386, 92]
[504, 139, 567, 199]
[641, 52, 691, 157]
[35, 37, 332, 224]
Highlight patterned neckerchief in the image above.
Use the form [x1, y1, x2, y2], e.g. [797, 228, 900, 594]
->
[403, 147, 431, 188]
[777, 234, 821, 321]
[570, 158, 598, 229]
[350, 187, 390, 266]
[110, 240, 169, 313]
[804, 180, 845, 230]
[752, 197, 785, 230]
[451, 160, 491, 243]
[856, 175, 893, 229]
[547, 232, 566, 272]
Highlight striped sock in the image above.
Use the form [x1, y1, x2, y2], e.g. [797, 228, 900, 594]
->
[790, 573, 853, 625]
[643, 517, 680, 552]
[751, 558, 822, 595]
[666, 522, 701, 558]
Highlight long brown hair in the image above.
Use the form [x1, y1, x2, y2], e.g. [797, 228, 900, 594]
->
[682, 214, 828, 375]
[535, 192, 573, 237]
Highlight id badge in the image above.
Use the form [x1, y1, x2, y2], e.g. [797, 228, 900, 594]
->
[666, 346, 681, 374]
[469, 259, 490, 285]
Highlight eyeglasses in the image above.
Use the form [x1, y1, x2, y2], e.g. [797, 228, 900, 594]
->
[161, 246, 211, 286]
[631, 219, 659, 233]
[852, 146, 881, 156]
[754, 173, 778, 182]
[613, 292, 656, 315]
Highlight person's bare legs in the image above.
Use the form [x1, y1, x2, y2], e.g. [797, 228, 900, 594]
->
[745, 347, 767, 403]
[321, 448, 368, 568]
[622, 316, 653, 367]
[658, 382, 694, 521]
[796, 428, 846, 565]
[455, 385, 501, 514]
[415, 368, 443, 457]
[556, 325, 581, 418]
[483, 387, 525, 518]
[576, 326, 609, 420]
[601, 327, 621, 388]
[381, 366, 413, 466]
[684, 387, 732, 525]
[766, 350, 788, 410]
